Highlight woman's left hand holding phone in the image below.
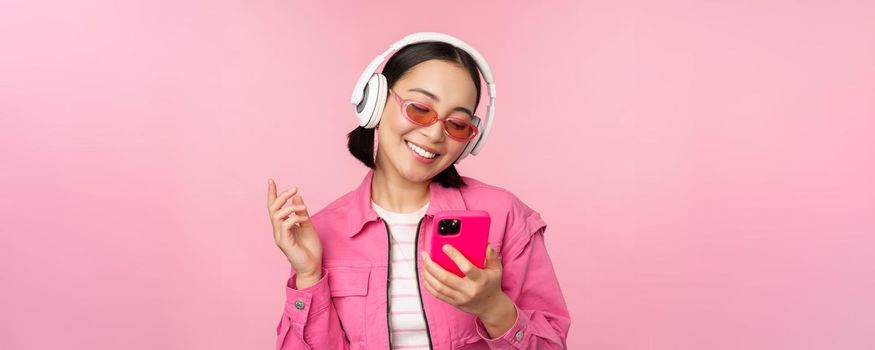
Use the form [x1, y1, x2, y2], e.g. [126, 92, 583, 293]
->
[420, 244, 517, 337]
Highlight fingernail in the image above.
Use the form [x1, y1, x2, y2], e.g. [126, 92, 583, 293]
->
[442, 244, 450, 253]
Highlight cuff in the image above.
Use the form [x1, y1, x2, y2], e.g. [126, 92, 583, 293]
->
[285, 269, 331, 325]
[474, 300, 529, 349]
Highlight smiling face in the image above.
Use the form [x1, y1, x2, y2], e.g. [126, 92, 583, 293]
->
[374, 59, 479, 184]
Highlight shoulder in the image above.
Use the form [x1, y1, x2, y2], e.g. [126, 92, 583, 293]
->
[308, 188, 357, 229]
[458, 176, 548, 253]
[459, 176, 541, 220]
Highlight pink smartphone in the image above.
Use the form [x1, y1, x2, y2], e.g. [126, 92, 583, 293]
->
[428, 210, 491, 278]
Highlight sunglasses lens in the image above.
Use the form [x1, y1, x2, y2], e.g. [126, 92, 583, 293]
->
[445, 118, 475, 140]
[405, 103, 436, 124]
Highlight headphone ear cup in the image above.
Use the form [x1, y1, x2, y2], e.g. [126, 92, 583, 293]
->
[355, 74, 388, 129]
[453, 116, 484, 164]
[453, 134, 477, 164]
[372, 74, 387, 128]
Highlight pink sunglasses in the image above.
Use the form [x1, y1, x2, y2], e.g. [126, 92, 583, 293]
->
[388, 89, 479, 141]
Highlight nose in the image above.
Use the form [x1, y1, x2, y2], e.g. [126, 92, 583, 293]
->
[420, 118, 445, 143]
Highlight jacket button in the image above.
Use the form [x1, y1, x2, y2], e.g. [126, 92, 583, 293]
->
[515, 330, 524, 341]
[294, 299, 305, 310]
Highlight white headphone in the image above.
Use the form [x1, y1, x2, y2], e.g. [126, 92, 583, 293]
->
[350, 32, 496, 164]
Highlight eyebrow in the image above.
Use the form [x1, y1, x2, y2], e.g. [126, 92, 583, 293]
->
[408, 88, 475, 119]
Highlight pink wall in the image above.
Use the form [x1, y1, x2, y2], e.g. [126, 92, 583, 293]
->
[2, 1, 873, 349]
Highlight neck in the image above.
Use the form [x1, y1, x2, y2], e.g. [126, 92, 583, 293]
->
[371, 166, 430, 213]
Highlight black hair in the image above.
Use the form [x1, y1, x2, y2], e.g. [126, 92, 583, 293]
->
[347, 41, 483, 188]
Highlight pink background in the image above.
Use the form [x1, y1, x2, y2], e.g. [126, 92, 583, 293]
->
[2, 1, 873, 349]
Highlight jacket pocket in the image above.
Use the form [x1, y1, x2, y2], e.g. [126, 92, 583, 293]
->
[327, 265, 370, 297]
[326, 265, 371, 343]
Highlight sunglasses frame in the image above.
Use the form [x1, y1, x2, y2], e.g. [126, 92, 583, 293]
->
[388, 89, 480, 142]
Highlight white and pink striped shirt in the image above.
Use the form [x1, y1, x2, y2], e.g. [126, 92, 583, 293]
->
[371, 200, 431, 350]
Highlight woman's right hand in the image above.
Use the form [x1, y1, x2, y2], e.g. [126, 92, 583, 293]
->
[267, 178, 323, 286]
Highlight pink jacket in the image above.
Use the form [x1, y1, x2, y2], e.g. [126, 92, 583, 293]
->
[276, 169, 570, 349]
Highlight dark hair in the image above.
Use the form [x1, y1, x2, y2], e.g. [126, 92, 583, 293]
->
[347, 41, 483, 188]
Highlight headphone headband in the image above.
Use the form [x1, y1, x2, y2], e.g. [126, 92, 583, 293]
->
[350, 32, 496, 164]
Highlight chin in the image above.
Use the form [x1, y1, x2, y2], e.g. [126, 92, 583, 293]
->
[399, 163, 439, 183]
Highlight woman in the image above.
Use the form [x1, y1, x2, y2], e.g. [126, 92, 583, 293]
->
[268, 33, 570, 349]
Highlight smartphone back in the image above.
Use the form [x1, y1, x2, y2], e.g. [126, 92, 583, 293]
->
[429, 210, 491, 277]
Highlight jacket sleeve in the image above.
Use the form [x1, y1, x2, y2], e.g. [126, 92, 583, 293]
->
[276, 268, 351, 350]
[473, 203, 571, 349]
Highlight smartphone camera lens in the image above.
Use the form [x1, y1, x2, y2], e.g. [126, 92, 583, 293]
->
[438, 219, 462, 235]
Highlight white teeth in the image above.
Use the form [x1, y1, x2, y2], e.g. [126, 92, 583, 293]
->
[406, 141, 437, 159]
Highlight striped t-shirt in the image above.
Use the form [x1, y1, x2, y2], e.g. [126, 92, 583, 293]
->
[372, 200, 431, 349]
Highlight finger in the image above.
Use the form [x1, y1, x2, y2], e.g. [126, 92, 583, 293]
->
[484, 243, 501, 269]
[422, 274, 454, 304]
[422, 271, 457, 304]
[422, 264, 461, 303]
[270, 186, 299, 212]
[281, 213, 309, 230]
[442, 244, 482, 279]
[273, 204, 308, 222]
[290, 195, 310, 215]
[290, 195, 313, 227]
[267, 178, 277, 208]
[276, 212, 308, 243]
[421, 251, 466, 291]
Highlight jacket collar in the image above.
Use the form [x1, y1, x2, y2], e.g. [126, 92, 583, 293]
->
[346, 168, 467, 237]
